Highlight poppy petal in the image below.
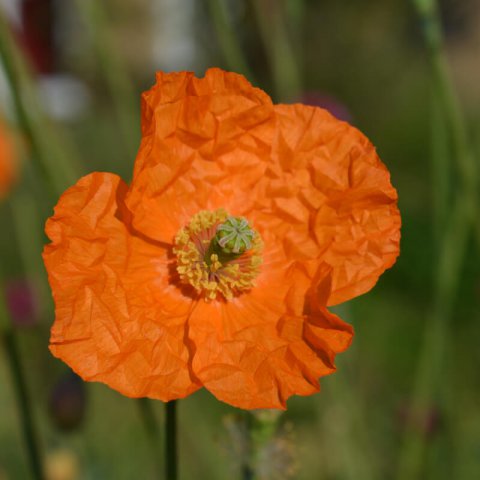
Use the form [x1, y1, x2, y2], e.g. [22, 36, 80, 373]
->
[270, 104, 401, 305]
[189, 290, 352, 410]
[188, 246, 351, 409]
[136, 68, 273, 176]
[126, 68, 275, 242]
[44, 172, 201, 400]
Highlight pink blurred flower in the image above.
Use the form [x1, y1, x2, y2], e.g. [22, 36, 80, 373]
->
[49, 372, 87, 432]
[4, 279, 39, 327]
[297, 92, 352, 123]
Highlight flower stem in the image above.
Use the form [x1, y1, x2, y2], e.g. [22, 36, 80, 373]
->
[136, 398, 163, 477]
[325, 305, 379, 480]
[245, 410, 284, 480]
[9, 191, 50, 318]
[72, 0, 139, 163]
[0, 293, 44, 480]
[242, 466, 254, 480]
[250, 0, 302, 101]
[166, 400, 178, 480]
[397, 1, 478, 479]
[206, 0, 254, 80]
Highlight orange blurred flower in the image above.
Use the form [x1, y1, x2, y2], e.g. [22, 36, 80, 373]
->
[43, 69, 400, 409]
[0, 118, 17, 199]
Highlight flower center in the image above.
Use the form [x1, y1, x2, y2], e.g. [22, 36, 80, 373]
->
[173, 209, 262, 300]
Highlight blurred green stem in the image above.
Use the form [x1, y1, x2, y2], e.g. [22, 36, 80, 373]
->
[430, 82, 450, 242]
[206, 0, 254, 79]
[250, 0, 302, 100]
[0, 293, 44, 480]
[397, 197, 471, 480]
[0, 12, 81, 195]
[416, 0, 478, 238]
[9, 191, 49, 318]
[73, 0, 139, 162]
[250, 410, 278, 471]
[243, 410, 283, 480]
[137, 399, 163, 477]
[242, 467, 254, 480]
[397, 1, 478, 479]
[166, 400, 178, 480]
[327, 306, 378, 480]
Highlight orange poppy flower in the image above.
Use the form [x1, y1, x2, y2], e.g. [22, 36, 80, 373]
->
[0, 118, 16, 199]
[43, 69, 400, 409]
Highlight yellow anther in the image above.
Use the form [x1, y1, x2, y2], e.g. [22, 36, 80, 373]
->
[173, 209, 262, 300]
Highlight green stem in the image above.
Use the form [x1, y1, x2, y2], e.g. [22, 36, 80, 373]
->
[246, 410, 282, 480]
[325, 305, 379, 480]
[206, 0, 254, 80]
[0, 294, 44, 480]
[73, 0, 139, 163]
[166, 400, 178, 480]
[137, 398, 163, 477]
[250, 0, 302, 101]
[397, 195, 472, 480]
[416, 0, 477, 227]
[9, 192, 49, 318]
[242, 464, 254, 480]
[430, 80, 450, 243]
[397, 1, 478, 478]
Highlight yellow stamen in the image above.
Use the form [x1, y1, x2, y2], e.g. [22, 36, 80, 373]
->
[173, 209, 263, 300]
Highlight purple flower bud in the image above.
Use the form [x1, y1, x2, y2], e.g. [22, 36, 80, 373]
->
[4, 279, 39, 328]
[397, 403, 442, 438]
[49, 372, 87, 432]
[297, 92, 352, 123]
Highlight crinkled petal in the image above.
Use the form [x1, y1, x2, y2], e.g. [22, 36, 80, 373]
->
[135, 68, 273, 175]
[126, 68, 275, 242]
[43, 172, 201, 400]
[188, 249, 352, 409]
[264, 104, 401, 305]
[128, 71, 400, 304]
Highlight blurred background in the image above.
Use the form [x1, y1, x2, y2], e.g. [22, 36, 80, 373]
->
[0, 0, 479, 479]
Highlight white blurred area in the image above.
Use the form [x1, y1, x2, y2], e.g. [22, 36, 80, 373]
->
[0, 0, 21, 26]
[151, 0, 197, 71]
[0, 0, 91, 121]
[0, 0, 200, 122]
[0, 0, 22, 118]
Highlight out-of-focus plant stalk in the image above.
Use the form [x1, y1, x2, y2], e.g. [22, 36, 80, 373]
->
[206, 0, 254, 80]
[0, 12, 81, 196]
[326, 379, 376, 480]
[326, 305, 378, 480]
[249, 410, 279, 479]
[284, 0, 305, 78]
[431, 85, 450, 243]
[166, 400, 178, 480]
[397, 200, 470, 480]
[73, 0, 139, 162]
[10, 191, 49, 318]
[397, 1, 478, 479]
[0, 291, 45, 480]
[415, 0, 478, 240]
[251, 0, 302, 101]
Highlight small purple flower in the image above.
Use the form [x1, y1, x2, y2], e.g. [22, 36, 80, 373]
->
[297, 92, 352, 123]
[49, 371, 87, 432]
[4, 279, 39, 328]
[397, 403, 442, 438]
